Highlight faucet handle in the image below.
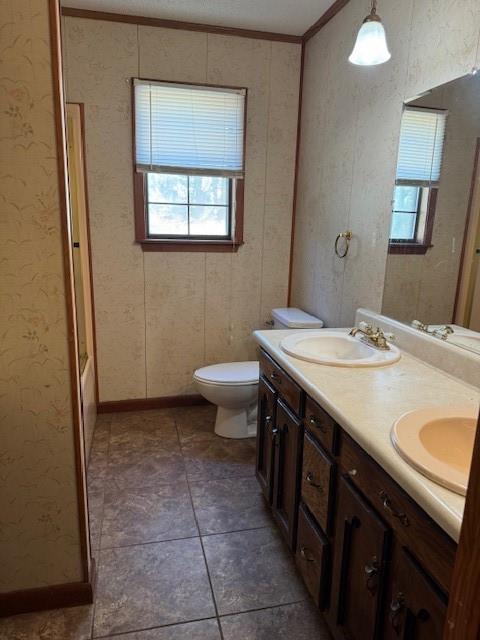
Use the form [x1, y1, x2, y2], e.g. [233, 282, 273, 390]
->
[411, 319, 426, 331]
[359, 321, 372, 332]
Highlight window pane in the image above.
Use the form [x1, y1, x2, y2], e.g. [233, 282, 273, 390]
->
[147, 173, 187, 203]
[390, 211, 417, 241]
[393, 185, 420, 213]
[189, 206, 229, 236]
[148, 204, 188, 235]
[189, 176, 229, 205]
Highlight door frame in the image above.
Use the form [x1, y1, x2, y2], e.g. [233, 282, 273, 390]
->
[66, 102, 99, 404]
[453, 138, 480, 324]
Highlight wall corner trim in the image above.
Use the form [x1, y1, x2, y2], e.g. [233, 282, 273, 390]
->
[97, 394, 211, 413]
[0, 561, 96, 617]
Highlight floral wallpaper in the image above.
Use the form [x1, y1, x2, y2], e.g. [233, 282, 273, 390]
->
[0, 0, 83, 591]
[63, 18, 301, 402]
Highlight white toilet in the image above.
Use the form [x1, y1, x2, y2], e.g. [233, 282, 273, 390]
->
[193, 308, 323, 439]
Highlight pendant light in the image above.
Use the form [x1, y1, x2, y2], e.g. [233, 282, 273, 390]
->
[349, 0, 391, 66]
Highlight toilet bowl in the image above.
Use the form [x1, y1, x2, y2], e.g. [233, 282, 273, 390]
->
[193, 308, 323, 439]
[193, 361, 259, 439]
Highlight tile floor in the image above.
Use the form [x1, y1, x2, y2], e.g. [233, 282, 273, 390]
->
[0, 405, 331, 640]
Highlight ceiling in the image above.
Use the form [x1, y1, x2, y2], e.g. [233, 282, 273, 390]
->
[60, 0, 335, 36]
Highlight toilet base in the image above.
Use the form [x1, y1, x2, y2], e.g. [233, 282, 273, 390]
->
[214, 403, 257, 439]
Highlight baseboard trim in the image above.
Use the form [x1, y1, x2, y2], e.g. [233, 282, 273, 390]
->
[0, 560, 96, 617]
[97, 394, 210, 413]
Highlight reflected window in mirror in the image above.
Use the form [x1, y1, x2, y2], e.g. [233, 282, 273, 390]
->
[389, 106, 447, 255]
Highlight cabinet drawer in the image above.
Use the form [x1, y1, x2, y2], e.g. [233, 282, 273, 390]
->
[304, 396, 338, 454]
[295, 503, 330, 610]
[339, 432, 456, 595]
[259, 349, 302, 416]
[302, 431, 335, 535]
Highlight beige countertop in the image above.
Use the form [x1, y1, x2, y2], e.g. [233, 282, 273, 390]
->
[253, 329, 480, 542]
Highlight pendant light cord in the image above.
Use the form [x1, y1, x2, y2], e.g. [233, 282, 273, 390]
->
[371, 0, 377, 15]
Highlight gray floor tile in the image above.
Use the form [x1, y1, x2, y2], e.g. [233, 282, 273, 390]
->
[190, 476, 272, 535]
[174, 405, 217, 443]
[101, 618, 221, 639]
[87, 488, 104, 555]
[107, 447, 186, 491]
[202, 527, 307, 615]
[0, 605, 93, 640]
[93, 538, 215, 637]
[181, 437, 256, 482]
[101, 482, 198, 548]
[220, 601, 331, 640]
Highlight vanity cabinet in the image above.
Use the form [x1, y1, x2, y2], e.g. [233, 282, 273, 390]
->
[256, 351, 303, 550]
[382, 543, 447, 640]
[255, 376, 277, 504]
[272, 400, 302, 549]
[255, 348, 456, 640]
[330, 476, 391, 640]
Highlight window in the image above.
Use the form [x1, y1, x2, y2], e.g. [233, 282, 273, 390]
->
[389, 106, 447, 254]
[133, 79, 247, 251]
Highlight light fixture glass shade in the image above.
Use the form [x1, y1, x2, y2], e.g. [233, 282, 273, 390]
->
[349, 19, 391, 66]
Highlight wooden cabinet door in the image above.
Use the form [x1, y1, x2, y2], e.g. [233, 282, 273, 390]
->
[383, 543, 447, 640]
[331, 476, 391, 640]
[255, 376, 277, 505]
[273, 399, 302, 550]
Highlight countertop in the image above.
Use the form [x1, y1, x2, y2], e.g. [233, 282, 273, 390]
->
[253, 329, 480, 542]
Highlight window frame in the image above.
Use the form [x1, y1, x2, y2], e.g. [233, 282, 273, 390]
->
[132, 77, 246, 253]
[388, 186, 438, 255]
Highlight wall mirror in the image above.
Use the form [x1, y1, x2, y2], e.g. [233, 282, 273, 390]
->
[382, 72, 480, 355]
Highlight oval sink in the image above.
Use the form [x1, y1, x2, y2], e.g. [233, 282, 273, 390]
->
[280, 331, 401, 367]
[391, 406, 478, 495]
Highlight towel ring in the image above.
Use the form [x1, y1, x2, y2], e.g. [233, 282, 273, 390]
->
[335, 231, 352, 258]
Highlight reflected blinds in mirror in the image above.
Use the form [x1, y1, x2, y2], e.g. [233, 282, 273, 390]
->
[396, 107, 447, 186]
[134, 79, 246, 178]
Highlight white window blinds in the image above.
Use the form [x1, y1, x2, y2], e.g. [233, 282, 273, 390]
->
[134, 79, 246, 177]
[395, 106, 447, 186]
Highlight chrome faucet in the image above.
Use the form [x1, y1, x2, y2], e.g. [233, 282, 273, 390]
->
[349, 321, 394, 351]
[411, 320, 454, 341]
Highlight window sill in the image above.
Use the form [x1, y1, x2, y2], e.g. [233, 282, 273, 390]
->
[138, 239, 244, 253]
[388, 242, 433, 255]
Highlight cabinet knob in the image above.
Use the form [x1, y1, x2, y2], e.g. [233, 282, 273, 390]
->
[389, 593, 405, 633]
[305, 471, 323, 491]
[270, 372, 280, 382]
[379, 490, 410, 527]
[300, 545, 315, 562]
[364, 556, 379, 594]
[348, 469, 357, 477]
[309, 415, 327, 433]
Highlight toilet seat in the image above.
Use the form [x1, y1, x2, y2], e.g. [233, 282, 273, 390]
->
[194, 361, 259, 386]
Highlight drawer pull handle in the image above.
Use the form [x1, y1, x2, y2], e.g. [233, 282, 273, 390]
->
[305, 471, 323, 491]
[348, 469, 357, 477]
[389, 593, 405, 632]
[309, 415, 327, 433]
[300, 546, 315, 562]
[265, 415, 272, 424]
[364, 556, 379, 594]
[379, 491, 410, 527]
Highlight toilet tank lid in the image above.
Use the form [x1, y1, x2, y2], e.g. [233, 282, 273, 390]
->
[272, 307, 324, 328]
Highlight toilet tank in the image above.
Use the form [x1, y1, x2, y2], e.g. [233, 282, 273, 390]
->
[271, 307, 324, 330]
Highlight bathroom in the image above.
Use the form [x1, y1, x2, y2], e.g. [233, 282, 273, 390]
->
[1, 0, 480, 638]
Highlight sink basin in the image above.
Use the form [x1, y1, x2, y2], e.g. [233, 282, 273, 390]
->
[392, 406, 478, 495]
[280, 331, 401, 367]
